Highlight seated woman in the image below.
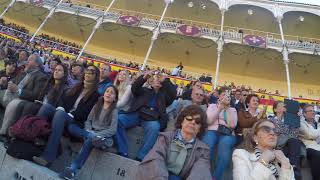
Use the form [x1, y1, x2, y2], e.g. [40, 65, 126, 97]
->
[113, 69, 132, 112]
[201, 87, 237, 180]
[233, 120, 294, 180]
[59, 85, 119, 179]
[136, 105, 211, 180]
[270, 101, 302, 180]
[32, 65, 100, 166]
[236, 94, 267, 144]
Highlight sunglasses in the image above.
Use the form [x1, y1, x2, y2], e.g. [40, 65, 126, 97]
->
[258, 125, 279, 135]
[185, 116, 201, 125]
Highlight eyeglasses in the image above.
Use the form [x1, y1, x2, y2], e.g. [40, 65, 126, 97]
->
[85, 69, 96, 75]
[257, 125, 279, 135]
[305, 110, 315, 113]
[195, 93, 204, 97]
[184, 116, 201, 125]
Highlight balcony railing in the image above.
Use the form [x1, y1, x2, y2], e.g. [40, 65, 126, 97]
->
[38, 0, 320, 54]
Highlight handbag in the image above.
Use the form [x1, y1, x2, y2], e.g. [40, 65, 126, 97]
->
[217, 110, 233, 136]
[139, 106, 160, 121]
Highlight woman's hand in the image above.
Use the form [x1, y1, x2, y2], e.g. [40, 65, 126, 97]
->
[257, 105, 267, 119]
[274, 150, 291, 169]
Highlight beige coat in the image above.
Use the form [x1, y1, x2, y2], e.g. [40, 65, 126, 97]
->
[299, 118, 320, 151]
[135, 131, 212, 180]
[232, 149, 294, 180]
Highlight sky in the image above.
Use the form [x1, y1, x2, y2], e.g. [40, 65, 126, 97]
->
[280, 0, 320, 5]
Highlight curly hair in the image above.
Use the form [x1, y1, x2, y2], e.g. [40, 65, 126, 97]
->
[175, 105, 207, 138]
[245, 94, 260, 107]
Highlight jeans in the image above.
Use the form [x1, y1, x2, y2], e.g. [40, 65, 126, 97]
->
[41, 109, 73, 162]
[67, 123, 94, 172]
[114, 111, 160, 160]
[0, 99, 23, 135]
[37, 103, 56, 120]
[202, 130, 236, 180]
[169, 172, 181, 180]
[307, 148, 320, 180]
[282, 138, 302, 168]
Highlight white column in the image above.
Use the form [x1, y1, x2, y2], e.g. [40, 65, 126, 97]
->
[30, 0, 63, 42]
[213, 9, 225, 89]
[277, 16, 292, 99]
[76, 0, 117, 61]
[0, 0, 16, 19]
[140, 0, 174, 71]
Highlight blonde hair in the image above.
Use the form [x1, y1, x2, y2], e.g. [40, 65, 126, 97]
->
[114, 70, 131, 98]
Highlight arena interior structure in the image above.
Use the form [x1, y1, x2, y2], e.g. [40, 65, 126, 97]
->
[0, 0, 319, 100]
[0, 0, 318, 179]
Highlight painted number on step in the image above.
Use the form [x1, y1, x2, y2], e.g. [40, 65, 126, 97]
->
[116, 168, 126, 177]
[15, 171, 33, 180]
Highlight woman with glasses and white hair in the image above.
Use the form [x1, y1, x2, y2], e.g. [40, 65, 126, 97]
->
[136, 105, 211, 180]
[233, 120, 294, 180]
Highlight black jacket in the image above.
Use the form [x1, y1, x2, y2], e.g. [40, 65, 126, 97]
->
[129, 75, 176, 130]
[58, 87, 99, 128]
[19, 69, 48, 101]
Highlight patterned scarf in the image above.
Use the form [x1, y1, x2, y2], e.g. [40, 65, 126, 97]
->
[254, 148, 279, 178]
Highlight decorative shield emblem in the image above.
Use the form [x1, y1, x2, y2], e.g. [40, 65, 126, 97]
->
[176, 24, 200, 37]
[242, 35, 266, 48]
[30, 0, 43, 6]
[118, 15, 140, 26]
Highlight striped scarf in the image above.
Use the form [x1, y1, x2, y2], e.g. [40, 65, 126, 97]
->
[254, 148, 279, 178]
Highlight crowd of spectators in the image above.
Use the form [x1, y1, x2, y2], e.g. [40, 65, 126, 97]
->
[0, 21, 320, 180]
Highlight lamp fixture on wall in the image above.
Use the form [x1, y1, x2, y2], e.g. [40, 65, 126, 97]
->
[299, 16, 304, 22]
[248, 9, 253, 15]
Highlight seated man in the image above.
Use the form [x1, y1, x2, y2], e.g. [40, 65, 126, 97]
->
[115, 71, 176, 161]
[166, 88, 207, 131]
[299, 104, 320, 180]
[97, 63, 112, 95]
[68, 63, 84, 87]
[0, 53, 48, 137]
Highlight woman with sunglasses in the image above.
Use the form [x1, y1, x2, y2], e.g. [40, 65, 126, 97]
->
[33, 65, 100, 167]
[233, 120, 294, 180]
[202, 87, 238, 180]
[237, 94, 267, 144]
[136, 105, 211, 180]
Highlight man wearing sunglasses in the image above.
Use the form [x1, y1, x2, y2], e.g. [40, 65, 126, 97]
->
[300, 104, 320, 180]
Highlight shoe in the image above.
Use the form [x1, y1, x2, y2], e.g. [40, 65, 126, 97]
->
[135, 157, 142, 162]
[293, 167, 302, 180]
[59, 167, 75, 180]
[32, 156, 49, 167]
[0, 135, 8, 143]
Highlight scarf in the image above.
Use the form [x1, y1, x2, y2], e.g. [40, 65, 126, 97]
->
[254, 148, 279, 178]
